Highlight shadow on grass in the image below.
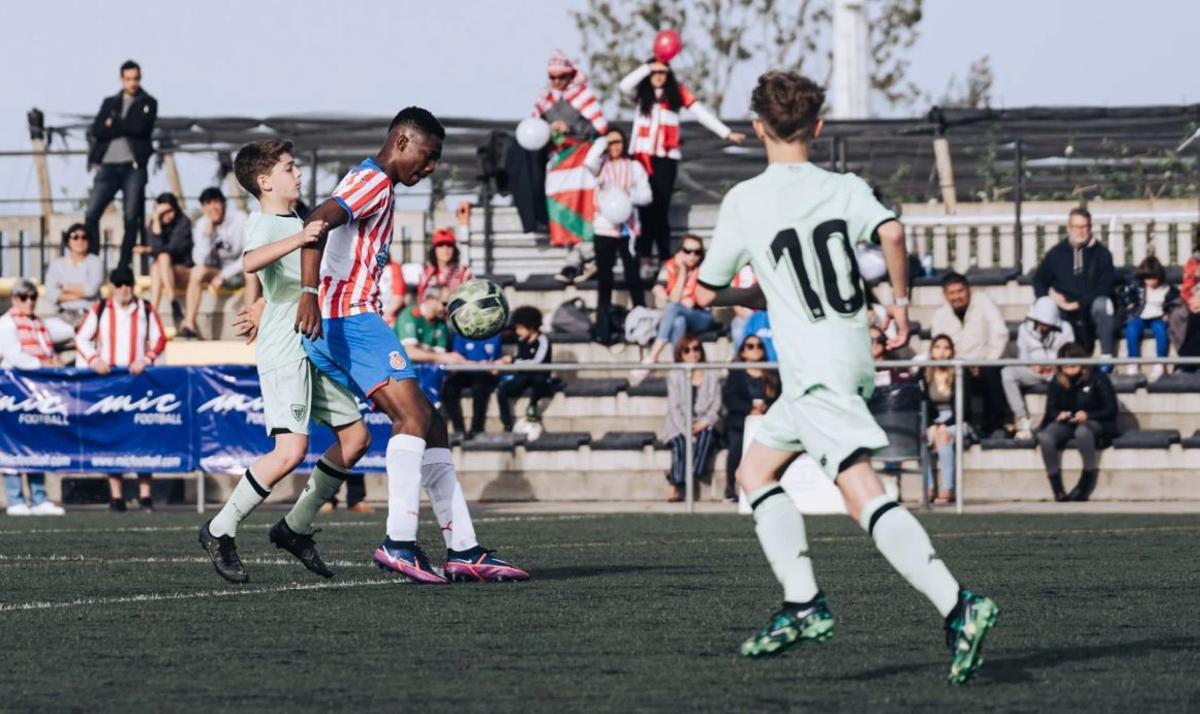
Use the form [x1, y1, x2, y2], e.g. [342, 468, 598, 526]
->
[839, 636, 1199, 684]
[531, 564, 700, 581]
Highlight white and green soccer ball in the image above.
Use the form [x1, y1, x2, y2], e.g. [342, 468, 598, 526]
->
[447, 279, 510, 339]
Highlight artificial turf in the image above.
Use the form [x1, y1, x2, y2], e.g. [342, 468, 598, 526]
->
[0, 510, 1196, 712]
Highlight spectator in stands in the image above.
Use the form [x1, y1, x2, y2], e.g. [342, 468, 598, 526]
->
[75, 267, 167, 512]
[43, 223, 104, 327]
[1179, 234, 1200, 371]
[395, 285, 462, 365]
[535, 50, 608, 142]
[584, 128, 651, 343]
[619, 59, 745, 273]
[920, 335, 963, 505]
[140, 192, 193, 327]
[1033, 207, 1116, 366]
[1120, 256, 1178, 378]
[664, 334, 720, 502]
[721, 335, 779, 501]
[729, 266, 759, 349]
[930, 271, 1009, 437]
[84, 59, 157, 270]
[418, 204, 472, 303]
[442, 332, 501, 439]
[1037, 342, 1118, 502]
[319, 472, 373, 514]
[632, 235, 714, 382]
[497, 306, 552, 432]
[871, 325, 913, 388]
[0, 279, 65, 516]
[379, 252, 407, 327]
[1003, 296, 1076, 440]
[179, 188, 247, 339]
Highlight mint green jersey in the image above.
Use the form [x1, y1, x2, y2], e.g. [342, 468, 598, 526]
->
[698, 163, 895, 399]
[244, 212, 305, 369]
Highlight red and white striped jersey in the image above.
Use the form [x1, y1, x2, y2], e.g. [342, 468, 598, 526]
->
[0, 309, 55, 369]
[321, 158, 395, 318]
[74, 298, 166, 367]
[533, 77, 608, 136]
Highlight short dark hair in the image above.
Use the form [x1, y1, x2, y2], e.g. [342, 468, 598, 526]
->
[510, 305, 543, 331]
[199, 187, 226, 205]
[388, 106, 445, 140]
[1068, 207, 1092, 226]
[234, 140, 295, 198]
[109, 266, 135, 286]
[155, 192, 181, 213]
[1134, 255, 1167, 284]
[62, 222, 87, 246]
[940, 271, 969, 289]
[750, 71, 825, 142]
[120, 60, 140, 74]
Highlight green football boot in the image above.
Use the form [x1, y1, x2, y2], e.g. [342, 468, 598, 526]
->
[739, 594, 835, 658]
[945, 589, 1000, 685]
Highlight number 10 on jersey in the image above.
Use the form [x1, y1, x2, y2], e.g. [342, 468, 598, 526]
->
[769, 219, 865, 322]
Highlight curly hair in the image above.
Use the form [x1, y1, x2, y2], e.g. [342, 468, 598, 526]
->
[749, 71, 825, 142]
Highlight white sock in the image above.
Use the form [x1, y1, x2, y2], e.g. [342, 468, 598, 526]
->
[385, 434, 426, 541]
[748, 484, 820, 604]
[421, 447, 478, 552]
[209, 469, 269, 538]
[860, 494, 960, 617]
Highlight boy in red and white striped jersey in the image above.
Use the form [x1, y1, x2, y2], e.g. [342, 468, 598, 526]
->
[75, 266, 167, 511]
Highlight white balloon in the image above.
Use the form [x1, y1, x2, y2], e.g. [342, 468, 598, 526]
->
[515, 117, 551, 151]
[597, 189, 634, 225]
[855, 243, 888, 283]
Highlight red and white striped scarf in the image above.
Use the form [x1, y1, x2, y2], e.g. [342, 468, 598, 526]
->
[629, 85, 696, 169]
[5, 310, 54, 364]
[533, 76, 608, 136]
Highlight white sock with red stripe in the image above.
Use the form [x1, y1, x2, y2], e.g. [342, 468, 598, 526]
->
[385, 434, 425, 541]
[420, 447, 478, 552]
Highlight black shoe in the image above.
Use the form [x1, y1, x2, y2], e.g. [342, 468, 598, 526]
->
[1068, 469, 1098, 502]
[198, 520, 248, 583]
[138, 497, 154, 512]
[1047, 472, 1067, 502]
[108, 499, 127, 512]
[268, 519, 334, 578]
[171, 300, 184, 327]
[177, 327, 200, 340]
[555, 266, 579, 284]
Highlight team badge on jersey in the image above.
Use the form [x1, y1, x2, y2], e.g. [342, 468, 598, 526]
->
[291, 404, 307, 422]
[389, 351, 407, 370]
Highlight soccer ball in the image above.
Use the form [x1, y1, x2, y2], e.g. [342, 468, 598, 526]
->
[447, 279, 509, 339]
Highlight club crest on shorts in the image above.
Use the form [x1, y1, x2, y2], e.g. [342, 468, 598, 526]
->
[291, 404, 307, 421]
[389, 351, 407, 370]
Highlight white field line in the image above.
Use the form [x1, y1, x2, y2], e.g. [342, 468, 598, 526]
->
[0, 578, 404, 613]
[0, 513, 603, 537]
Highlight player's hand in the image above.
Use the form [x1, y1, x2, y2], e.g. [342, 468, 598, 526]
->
[234, 298, 265, 344]
[129, 359, 147, 376]
[726, 131, 747, 145]
[295, 293, 322, 340]
[456, 202, 471, 226]
[884, 304, 910, 351]
[300, 220, 326, 245]
[93, 360, 111, 375]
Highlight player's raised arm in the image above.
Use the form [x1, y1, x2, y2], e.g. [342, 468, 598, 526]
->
[294, 200, 348, 339]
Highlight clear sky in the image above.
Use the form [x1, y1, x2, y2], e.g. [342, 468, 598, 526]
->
[1, 0, 1197, 211]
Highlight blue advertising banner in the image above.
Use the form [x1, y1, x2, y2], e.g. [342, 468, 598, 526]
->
[0, 364, 445, 474]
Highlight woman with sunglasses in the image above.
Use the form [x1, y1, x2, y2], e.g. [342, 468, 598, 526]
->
[533, 51, 609, 142]
[632, 234, 713, 381]
[663, 334, 721, 502]
[417, 204, 472, 303]
[721, 336, 780, 501]
[618, 59, 745, 271]
[0, 279, 65, 516]
[142, 192, 193, 326]
[43, 223, 104, 327]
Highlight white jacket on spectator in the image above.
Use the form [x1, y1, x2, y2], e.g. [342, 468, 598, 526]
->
[74, 298, 167, 368]
[930, 291, 1009, 360]
[192, 209, 247, 282]
[584, 137, 653, 238]
[0, 309, 55, 369]
[1016, 296, 1075, 362]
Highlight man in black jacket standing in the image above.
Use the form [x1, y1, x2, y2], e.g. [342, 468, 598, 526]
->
[1033, 207, 1116, 364]
[84, 60, 158, 270]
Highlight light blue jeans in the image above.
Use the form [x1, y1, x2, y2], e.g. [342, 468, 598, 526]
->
[5, 473, 48, 507]
[928, 425, 958, 493]
[656, 302, 715, 345]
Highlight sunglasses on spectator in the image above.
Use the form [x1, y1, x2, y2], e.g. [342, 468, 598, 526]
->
[649, 70, 669, 77]
[15, 292, 36, 301]
[548, 73, 573, 80]
[742, 342, 763, 351]
[112, 281, 133, 289]
[680, 246, 703, 256]
[682, 346, 702, 354]
[68, 233, 87, 241]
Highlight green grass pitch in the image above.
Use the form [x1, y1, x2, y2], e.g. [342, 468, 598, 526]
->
[1, 511, 1196, 712]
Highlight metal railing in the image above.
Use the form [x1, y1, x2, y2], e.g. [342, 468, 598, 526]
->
[444, 354, 1200, 514]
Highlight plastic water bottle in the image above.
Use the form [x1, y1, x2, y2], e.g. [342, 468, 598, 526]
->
[921, 254, 934, 277]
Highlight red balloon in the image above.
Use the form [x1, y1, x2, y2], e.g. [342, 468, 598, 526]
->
[653, 29, 682, 63]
